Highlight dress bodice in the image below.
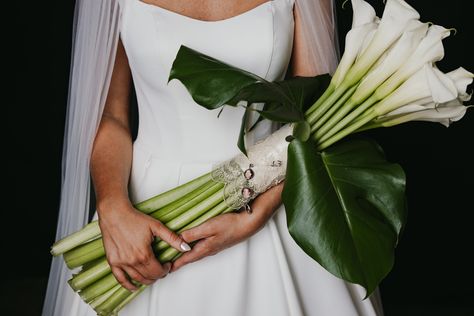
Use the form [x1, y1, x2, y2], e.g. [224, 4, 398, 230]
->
[119, 0, 295, 165]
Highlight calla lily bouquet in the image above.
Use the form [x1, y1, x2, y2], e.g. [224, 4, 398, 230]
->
[51, 0, 472, 314]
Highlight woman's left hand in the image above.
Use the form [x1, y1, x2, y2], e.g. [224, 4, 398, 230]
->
[171, 182, 284, 272]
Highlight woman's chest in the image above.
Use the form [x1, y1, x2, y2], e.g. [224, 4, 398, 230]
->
[120, 0, 295, 85]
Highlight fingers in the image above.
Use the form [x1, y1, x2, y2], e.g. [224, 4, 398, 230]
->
[123, 265, 154, 285]
[136, 258, 172, 281]
[110, 247, 172, 290]
[180, 221, 215, 243]
[171, 240, 214, 272]
[151, 220, 191, 252]
[111, 266, 137, 291]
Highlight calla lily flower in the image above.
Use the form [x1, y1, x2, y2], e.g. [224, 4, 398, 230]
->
[376, 99, 471, 127]
[375, 24, 451, 99]
[344, 0, 420, 84]
[374, 64, 458, 116]
[447, 67, 474, 101]
[331, 0, 378, 88]
[350, 20, 429, 104]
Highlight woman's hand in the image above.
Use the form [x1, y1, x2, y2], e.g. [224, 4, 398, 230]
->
[171, 182, 284, 272]
[98, 199, 191, 291]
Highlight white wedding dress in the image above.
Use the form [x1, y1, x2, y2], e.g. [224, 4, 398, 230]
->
[64, 0, 384, 315]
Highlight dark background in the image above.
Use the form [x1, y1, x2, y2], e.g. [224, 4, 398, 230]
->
[9, 0, 474, 315]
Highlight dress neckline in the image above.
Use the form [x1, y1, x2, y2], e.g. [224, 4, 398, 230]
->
[135, 0, 273, 24]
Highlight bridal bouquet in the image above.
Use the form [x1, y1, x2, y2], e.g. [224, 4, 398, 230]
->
[50, 0, 472, 314]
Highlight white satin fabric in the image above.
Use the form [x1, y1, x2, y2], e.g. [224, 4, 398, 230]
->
[64, 0, 383, 314]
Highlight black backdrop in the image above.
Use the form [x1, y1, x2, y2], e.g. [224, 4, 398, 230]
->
[10, 0, 474, 315]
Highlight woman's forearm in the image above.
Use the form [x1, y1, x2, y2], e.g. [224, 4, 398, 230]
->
[90, 38, 133, 214]
[91, 115, 133, 212]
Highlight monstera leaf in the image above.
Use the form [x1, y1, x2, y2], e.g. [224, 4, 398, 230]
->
[169, 45, 330, 153]
[282, 138, 407, 296]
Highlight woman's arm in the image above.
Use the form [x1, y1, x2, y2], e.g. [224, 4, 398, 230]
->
[91, 38, 189, 291]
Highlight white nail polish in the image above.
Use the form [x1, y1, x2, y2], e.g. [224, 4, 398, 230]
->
[180, 242, 191, 252]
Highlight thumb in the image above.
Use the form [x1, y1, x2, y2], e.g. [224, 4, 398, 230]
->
[150, 220, 191, 253]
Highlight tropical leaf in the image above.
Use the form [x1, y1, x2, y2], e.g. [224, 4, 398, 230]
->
[169, 45, 331, 152]
[168, 45, 262, 109]
[282, 138, 407, 295]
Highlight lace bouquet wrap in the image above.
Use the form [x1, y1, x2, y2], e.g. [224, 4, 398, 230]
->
[211, 124, 293, 211]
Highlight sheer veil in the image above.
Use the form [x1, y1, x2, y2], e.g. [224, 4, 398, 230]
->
[42, 0, 339, 315]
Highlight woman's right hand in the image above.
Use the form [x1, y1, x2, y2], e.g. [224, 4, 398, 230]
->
[97, 199, 191, 291]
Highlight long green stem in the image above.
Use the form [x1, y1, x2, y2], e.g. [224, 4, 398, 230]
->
[306, 81, 352, 125]
[317, 109, 377, 151]
[50, 222, 101, 256]
[310, 84, 358, 134]
[164, 186, 224, 231]
[314, 94, 379, 144]
[304, 84, 335, 115]
[51, 173, 213, 256]
[80, 273, 118, 303]
[111, 284, 147, 315]
[64, 238, 104, 269]
[152, 181, 221, 223]
[134, 172, 212, 213]
[95, 283, 143, 315]
[69, 257, 110, 291]
[148, 179, 215, 220]
[89, 284, 122, 309]
[63, 180, 218, 269]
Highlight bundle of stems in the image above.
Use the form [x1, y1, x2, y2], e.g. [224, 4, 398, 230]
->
[51, 172, 236, 315]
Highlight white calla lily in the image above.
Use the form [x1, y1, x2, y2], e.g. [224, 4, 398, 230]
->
[312, 20, 428, 139]
[350, 20, 429, 104]
[374, 64, 458, 115]
[376, 99, 471, 127]
[345, 0, 420, 84]
[331, 0, 378, 88]
[307, 0, 420, 125]
[446, 67, 474, 101]
[383, 98, 434, 116]
[375, 25, 451, 99]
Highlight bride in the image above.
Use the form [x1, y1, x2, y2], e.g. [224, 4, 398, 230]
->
[43, 0, 383, 315]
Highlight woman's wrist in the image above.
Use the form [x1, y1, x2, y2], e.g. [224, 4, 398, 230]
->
[96, 195, 133, 217]
[240, 181, 285, 233]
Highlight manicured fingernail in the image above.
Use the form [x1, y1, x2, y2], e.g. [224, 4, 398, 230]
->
[180, 242, 191, 252]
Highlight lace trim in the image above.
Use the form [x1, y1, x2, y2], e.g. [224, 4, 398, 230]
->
[211, 124, 293, 211]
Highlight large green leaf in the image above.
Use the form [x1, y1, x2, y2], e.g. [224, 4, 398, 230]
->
[169, 45, 330, 123]
[169, 45, 331, 154]
[168, 46, 263, 109]
[282, 138, 407, 296]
